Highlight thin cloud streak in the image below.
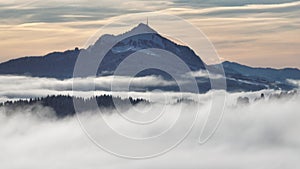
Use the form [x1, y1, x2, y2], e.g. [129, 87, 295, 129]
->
[163, 1, 300, 15]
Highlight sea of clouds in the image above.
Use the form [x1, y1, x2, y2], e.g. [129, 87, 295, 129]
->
[0, 75, 299, 169]
[0, 74, 202, 102]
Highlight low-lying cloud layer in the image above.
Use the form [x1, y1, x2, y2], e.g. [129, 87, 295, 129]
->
[0, 75, 180, 101]
[0, 90, 299, 169]
[0, 74, 218, 103]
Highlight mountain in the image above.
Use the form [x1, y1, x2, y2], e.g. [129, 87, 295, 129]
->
[91, 23, 206, 75]
[0, 49, 80, 78]
[223, 61, 300, 82]
[220, 61, 300, 91]
[0, 23, 205, 79]
[0, 23, 299, 92]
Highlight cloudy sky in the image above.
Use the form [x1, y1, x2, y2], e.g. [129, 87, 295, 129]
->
[0, 0, 299, 68]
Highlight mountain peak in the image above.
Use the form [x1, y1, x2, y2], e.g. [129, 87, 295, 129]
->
[93, 23, 157, 48]
[130, 23, 156, 34]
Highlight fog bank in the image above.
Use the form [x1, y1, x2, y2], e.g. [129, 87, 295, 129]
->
[0, 91, 299, 169]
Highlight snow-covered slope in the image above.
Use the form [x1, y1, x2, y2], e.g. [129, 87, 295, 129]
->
[87, 23, 206, 75]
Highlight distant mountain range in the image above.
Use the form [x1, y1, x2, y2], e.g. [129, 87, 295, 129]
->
[0, 23, 299, 92]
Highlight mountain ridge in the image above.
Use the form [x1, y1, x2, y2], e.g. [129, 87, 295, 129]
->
[223, 61, 300, 72]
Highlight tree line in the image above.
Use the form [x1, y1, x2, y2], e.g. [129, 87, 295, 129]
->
[0, 95, 149, 118]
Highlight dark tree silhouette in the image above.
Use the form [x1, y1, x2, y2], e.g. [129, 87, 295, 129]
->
[1, 95, 149, 118]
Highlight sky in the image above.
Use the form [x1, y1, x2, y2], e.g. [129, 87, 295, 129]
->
[0, 0, 299, 68]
